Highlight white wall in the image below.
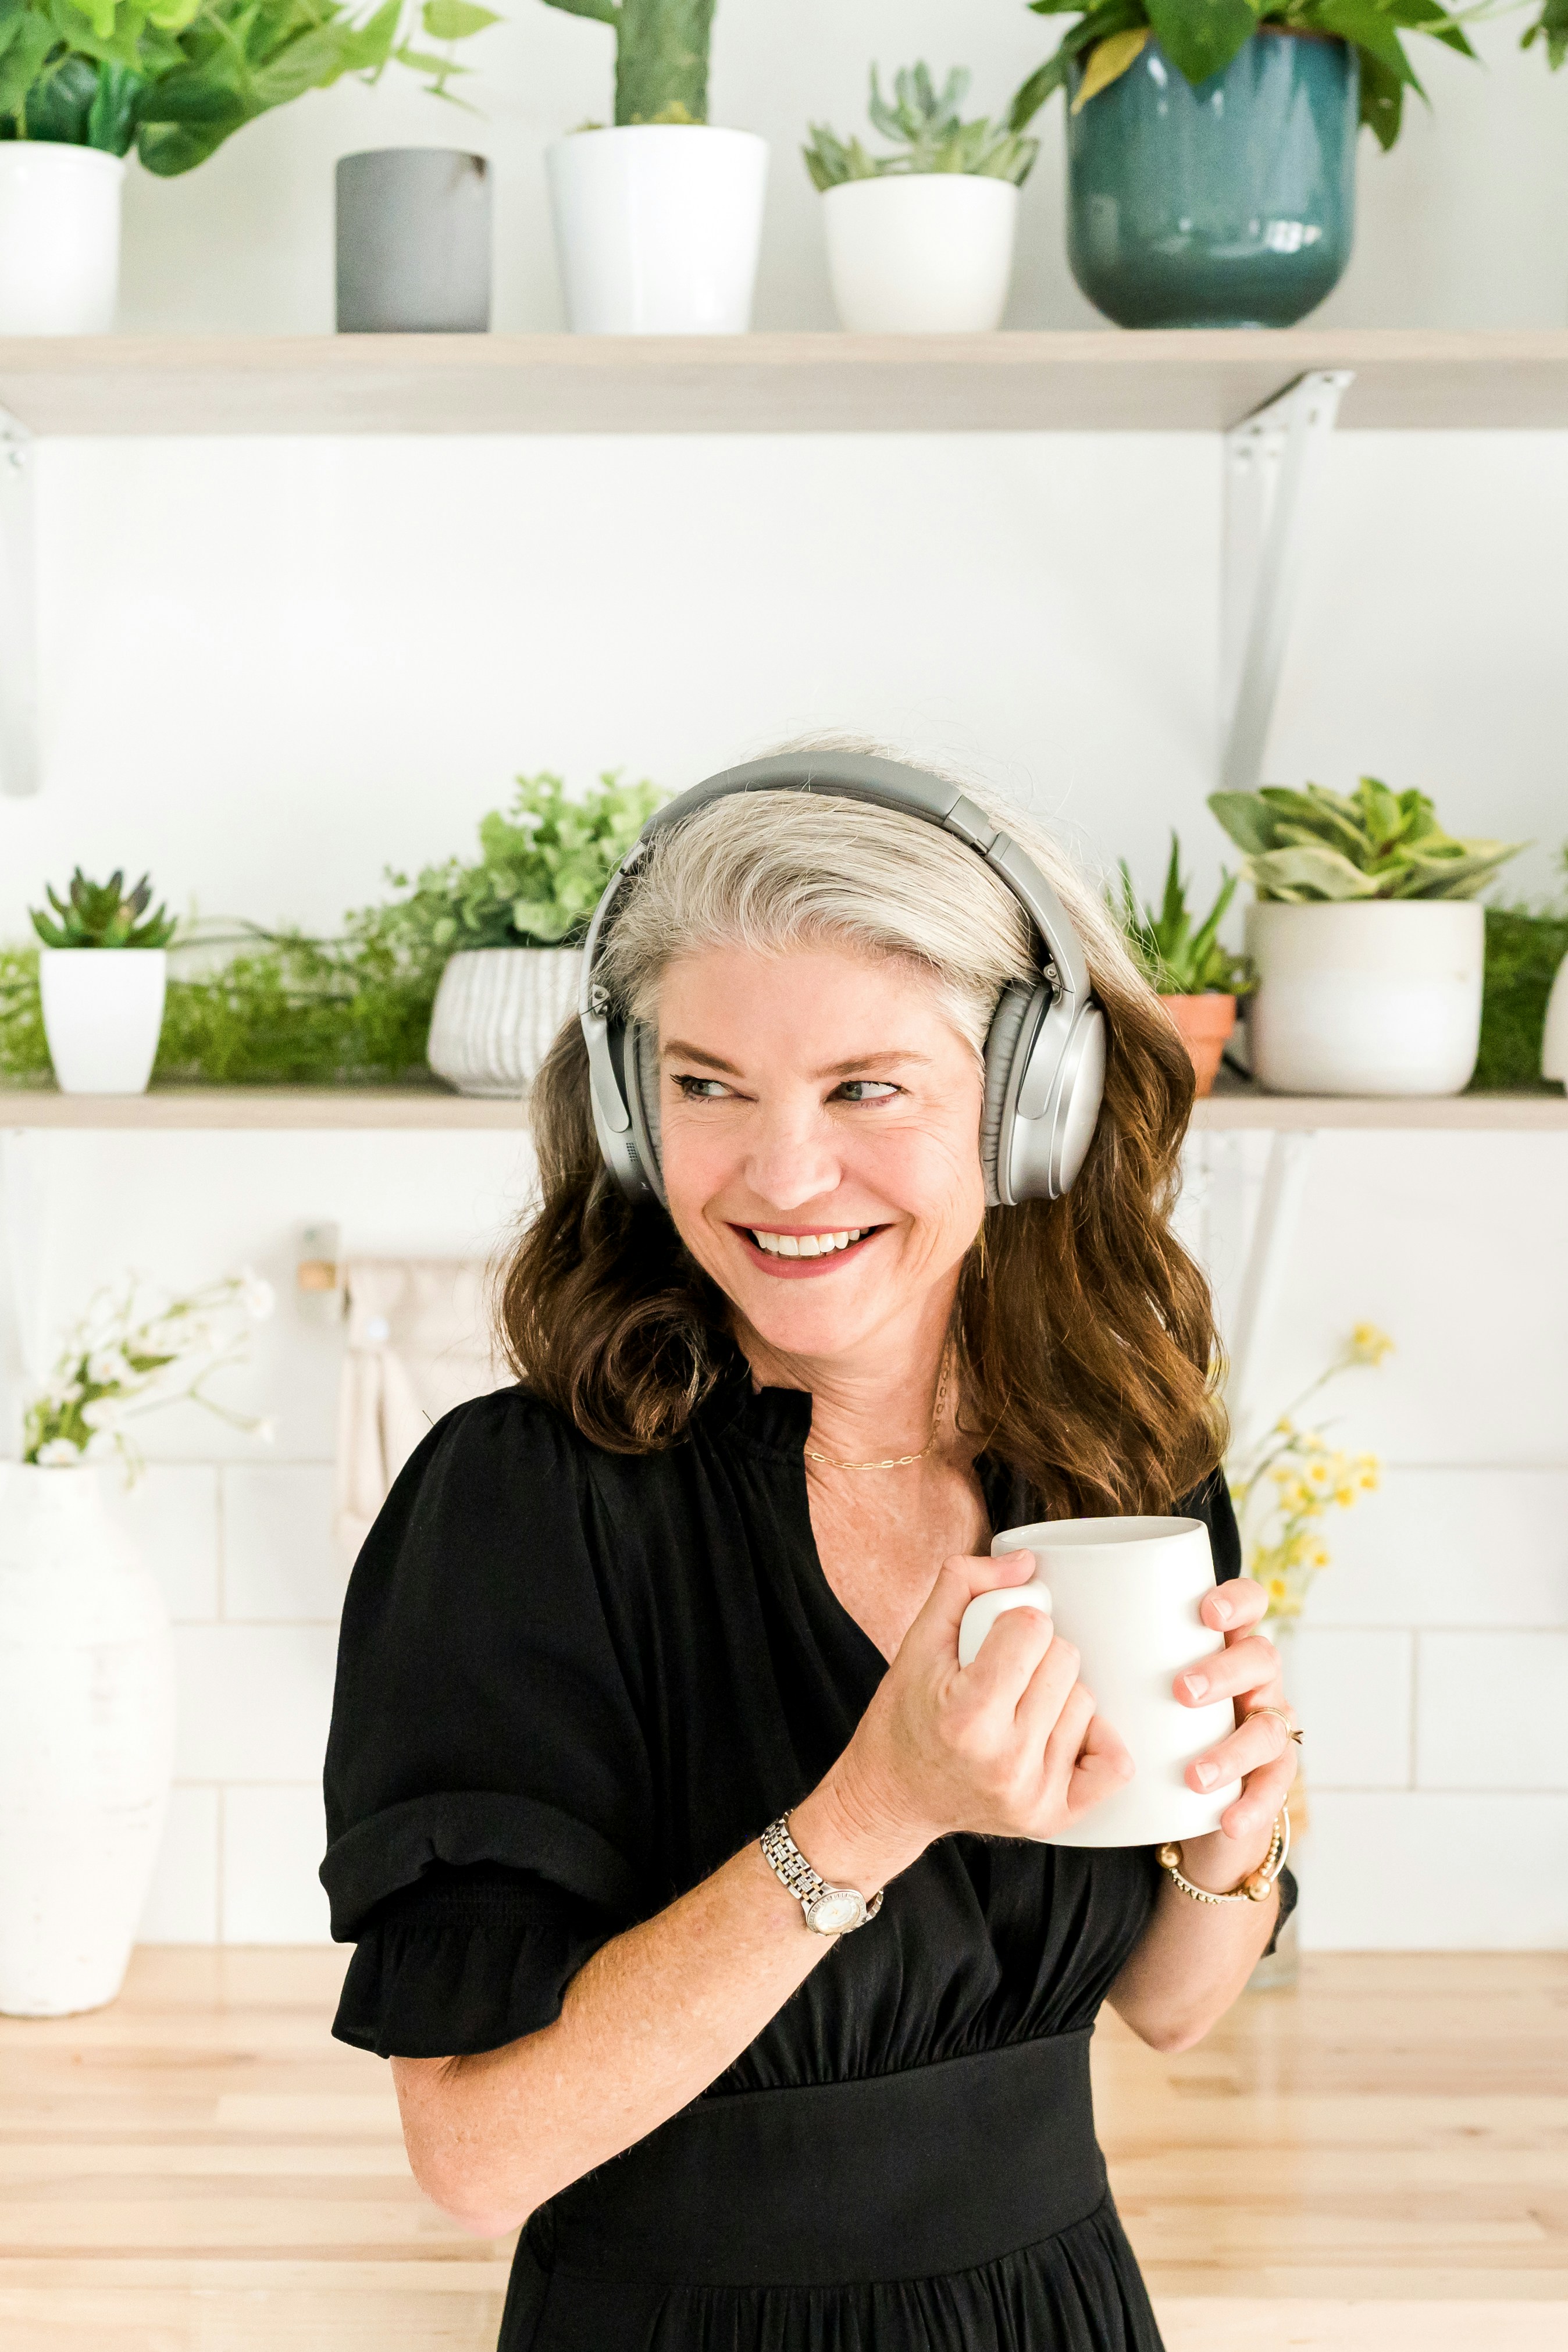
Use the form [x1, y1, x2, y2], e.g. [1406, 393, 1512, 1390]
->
[1, 1, 1566, 1948]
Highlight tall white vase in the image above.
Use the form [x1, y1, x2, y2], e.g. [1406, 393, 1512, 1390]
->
[0, 1464, 175, 2018]
[0, 146, 124, 334]
[1544, 952, 1568, 1085]
[546, 126, 768, 333]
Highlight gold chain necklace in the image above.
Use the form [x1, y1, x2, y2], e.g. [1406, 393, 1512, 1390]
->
[804, 1356, 952, 1473]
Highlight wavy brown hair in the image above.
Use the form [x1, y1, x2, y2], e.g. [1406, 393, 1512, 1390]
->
[497, 775, 1226, 1519]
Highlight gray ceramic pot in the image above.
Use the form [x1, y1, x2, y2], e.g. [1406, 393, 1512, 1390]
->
[336, 148, 491, 334]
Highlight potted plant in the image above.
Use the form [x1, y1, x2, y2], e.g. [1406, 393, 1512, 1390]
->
[1208, 779, 1525, 1097]
[425, 770, 663, 1097]
[1473, 849, 1568, 1092]
[1008, 0, 1478, 328]
[0, 1271, 272, 2018]
[31, 868, 176, 1096]
[538, 0, 768, 333]
[1112, 834, 1253, 1096]
[803, 63, 1039, 334]
[0, 0, 494, 335]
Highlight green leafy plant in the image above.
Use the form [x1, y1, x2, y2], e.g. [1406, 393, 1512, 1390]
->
[537, 0, 715, 127]
[1473, 848, 1568, 1091]
[1111, 835, 1254, 996]
[1524, 0, 1568, 67]
[394, 769, 664, 950]
[30, 867, 177, 949]
[1009, 0, 1479, 155]
[1207, 778, 1525, 903]
[804, 62, 1039, 190]
[1, 773, 663, 1089]
[0, 0, 499, 176]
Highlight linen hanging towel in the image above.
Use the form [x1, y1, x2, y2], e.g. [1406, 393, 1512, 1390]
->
[334, 1259, 500, 1563]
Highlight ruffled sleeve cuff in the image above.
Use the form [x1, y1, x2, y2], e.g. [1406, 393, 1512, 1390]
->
[332, 1863, 618, 2059]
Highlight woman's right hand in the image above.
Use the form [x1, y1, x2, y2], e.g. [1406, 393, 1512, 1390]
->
[799, 1551, 1134, 1886]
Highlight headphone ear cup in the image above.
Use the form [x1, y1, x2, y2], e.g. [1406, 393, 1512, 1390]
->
[979, 981, 1039, 1210]
[629, 1020, 667, 1204]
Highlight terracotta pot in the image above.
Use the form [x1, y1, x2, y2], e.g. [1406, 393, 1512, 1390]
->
[1159, 992, 1236, 1096]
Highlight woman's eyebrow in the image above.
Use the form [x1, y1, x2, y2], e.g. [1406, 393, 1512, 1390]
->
[662, 1040, 743, 1073]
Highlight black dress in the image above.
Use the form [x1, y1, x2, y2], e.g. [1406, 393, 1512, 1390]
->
[322, 1360, 1292, 2352]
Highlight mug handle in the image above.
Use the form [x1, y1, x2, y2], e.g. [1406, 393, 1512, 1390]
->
[957, 1571, 1053, 1669]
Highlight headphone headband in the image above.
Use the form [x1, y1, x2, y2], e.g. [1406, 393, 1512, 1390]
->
[579, 753, 1106, 1207]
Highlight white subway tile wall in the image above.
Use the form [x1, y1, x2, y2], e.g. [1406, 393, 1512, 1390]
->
[0, 1118, 1563, 1949]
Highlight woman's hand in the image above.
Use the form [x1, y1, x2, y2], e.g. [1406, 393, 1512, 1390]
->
[799, 1550, 1134, 1886]
[1172, 1575, 1298, 1892]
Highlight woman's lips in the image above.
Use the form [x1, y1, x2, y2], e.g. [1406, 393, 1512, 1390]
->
[729, 1225, 885, 1279]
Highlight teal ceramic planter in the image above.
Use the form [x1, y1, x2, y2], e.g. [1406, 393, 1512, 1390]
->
[1067, 29, 1358, 329]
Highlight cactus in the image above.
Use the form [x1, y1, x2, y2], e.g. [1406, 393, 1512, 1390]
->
[540, 0, 717, 126]
[30, 869, 177, 951]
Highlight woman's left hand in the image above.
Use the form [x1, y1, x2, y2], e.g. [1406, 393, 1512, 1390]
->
[1172, 1576, 1298, 1893]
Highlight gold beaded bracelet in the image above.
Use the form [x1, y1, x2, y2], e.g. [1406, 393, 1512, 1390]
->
[1157, 1806, 1292, 1906]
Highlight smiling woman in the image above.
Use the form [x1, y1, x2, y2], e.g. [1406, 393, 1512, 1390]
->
[320, 748, 1302, 2352]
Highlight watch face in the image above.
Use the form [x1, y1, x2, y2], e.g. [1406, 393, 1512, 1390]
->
[804, 1887, 865, 1936]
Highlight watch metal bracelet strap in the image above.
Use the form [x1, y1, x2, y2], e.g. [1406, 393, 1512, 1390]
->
[760, 1811, 885, 1937]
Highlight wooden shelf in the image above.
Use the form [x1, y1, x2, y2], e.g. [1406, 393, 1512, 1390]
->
[2, 1084, 1562, 1131]
[1190, 1088, 1568, 1131]
[3, 330, 1568, 439]
[0, 1087, 529, 1129]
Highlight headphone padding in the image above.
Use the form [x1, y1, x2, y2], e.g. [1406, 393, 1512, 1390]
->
[979, 981, 1038, 1210]
[630, 1019, 666, 1203]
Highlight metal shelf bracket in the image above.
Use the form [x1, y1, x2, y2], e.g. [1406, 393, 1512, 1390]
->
[0, 402, 36, 798]
[1220, 369, 1352, 799]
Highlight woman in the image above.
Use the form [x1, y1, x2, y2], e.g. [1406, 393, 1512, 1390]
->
[322, 750, 1300, 2352]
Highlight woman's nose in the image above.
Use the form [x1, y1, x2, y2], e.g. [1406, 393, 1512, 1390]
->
[744, 1109, 842, 1213]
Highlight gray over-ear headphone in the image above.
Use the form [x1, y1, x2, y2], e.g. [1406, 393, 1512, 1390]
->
[578, 752, 1107, 1211]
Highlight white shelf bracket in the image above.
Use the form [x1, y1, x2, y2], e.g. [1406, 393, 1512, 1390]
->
[0, 402, 37, 799]
[1220, 369, 1352, 799]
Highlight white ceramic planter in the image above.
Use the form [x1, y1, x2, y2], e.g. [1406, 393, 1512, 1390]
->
[1544, 952, 1568, 1085]
[39, 948, 167, 1095]
[426, 946, 582, 1097]
[0, 1464, 175, 2018]
[0, 145, 124, 335]
[822, 174, 1020, 333]
[546, 125, 768, 334]
[1246, 900, 1485, 1097]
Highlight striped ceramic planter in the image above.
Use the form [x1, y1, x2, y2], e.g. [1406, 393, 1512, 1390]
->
[426, 947, 582, 1099]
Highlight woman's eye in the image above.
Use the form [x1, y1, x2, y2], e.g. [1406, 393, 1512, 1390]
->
[673, 1075, 731, 1100]
[833, 1079, 901, 1104]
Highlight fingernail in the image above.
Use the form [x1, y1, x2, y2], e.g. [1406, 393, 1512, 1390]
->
[1194, 1759, 1218, 1788]
[1210, 1594, 1233, 1624]
[1183, 1671, 1209, 1699]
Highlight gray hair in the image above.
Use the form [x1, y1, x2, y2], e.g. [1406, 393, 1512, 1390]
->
[597, 756, 1145, 1063]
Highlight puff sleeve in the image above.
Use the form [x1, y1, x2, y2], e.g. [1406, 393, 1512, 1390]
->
[320, 1389, 652, 2058]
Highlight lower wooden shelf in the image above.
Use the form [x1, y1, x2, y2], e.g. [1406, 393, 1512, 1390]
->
[0, 1084, 1562, 1132]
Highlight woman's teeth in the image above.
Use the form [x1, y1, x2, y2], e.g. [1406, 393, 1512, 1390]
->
[750, 1228, 866, 1258]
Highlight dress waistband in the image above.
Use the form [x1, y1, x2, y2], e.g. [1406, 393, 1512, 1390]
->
[543, 2032, 1106, 2290]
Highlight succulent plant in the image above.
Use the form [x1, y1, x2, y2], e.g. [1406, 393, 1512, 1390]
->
[1207, 781, 1526, 905]
[30, 869, 177, 951]
[804, 62, 1039, 191]
[1111, 835, 1253, 997]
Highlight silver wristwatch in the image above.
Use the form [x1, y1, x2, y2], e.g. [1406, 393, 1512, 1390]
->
[760, 1812, 884, 1937]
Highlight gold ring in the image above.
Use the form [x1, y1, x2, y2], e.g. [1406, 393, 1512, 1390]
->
[1248, 1704, 1304, 1745]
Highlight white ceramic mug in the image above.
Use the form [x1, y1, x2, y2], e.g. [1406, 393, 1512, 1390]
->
[957, 1516, 1240, 1848]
